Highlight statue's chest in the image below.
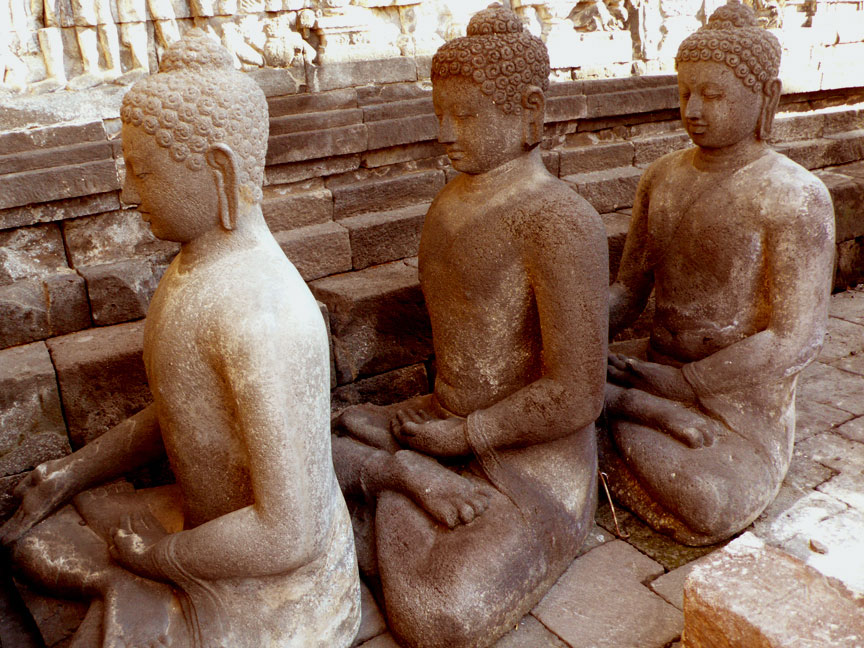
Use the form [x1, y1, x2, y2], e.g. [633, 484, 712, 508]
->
[419, 199, 526, 303]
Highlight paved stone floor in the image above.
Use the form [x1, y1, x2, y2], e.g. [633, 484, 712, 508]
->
[354, 286, 864, 648]
[2, 289, 863, 648]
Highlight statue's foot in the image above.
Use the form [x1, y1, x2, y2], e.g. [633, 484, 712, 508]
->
[103, 575, 187, 648]
[391, 450, 491, 529]
[336, 404, 401, 453]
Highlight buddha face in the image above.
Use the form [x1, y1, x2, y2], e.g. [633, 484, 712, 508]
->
[677, 61, 764, 150]
[432, 76, 526, 175]
[121, 123, 220, 243]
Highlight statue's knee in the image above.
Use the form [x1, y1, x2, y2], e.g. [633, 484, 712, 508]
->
[390, 604, 486, 648]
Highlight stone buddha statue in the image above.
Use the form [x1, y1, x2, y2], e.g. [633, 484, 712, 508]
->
[0, 30, 360, 648]
[602, 0, 835, 545]
[332, 6, 608, 647]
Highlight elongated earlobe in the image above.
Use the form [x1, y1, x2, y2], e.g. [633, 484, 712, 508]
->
[205, 144, 240, 231]
[758, 78, 782, 141]
[521, 85, 545, 148]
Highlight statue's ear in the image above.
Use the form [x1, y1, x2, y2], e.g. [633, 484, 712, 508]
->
[521, 85, 545, 148]
[205, 144, 240, 231]
[758, 78, 782, 141]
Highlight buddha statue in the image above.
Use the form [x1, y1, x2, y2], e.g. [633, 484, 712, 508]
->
[331, 6, 608, 647]
[0, 30, 360, 648]
[602, 0, 835, 545]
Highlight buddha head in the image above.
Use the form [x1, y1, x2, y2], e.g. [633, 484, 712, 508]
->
[431, 5, 550, 174]
[675, 0, 782, 149]
[120, 30, 268, 242]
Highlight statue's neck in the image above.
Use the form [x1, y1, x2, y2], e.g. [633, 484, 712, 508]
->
[692, 136, 769, 173]
[176, 204, 269, 272]
[462, 147, 542, 191]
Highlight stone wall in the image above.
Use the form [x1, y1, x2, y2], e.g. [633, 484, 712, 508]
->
[4, 0, 864, 94]
[2, 71, 864, 518]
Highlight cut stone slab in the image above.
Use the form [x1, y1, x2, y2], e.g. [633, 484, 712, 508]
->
[330, 363, 429, 412]
[63, 209, 178, 268]
[562, 165, 642, 214]
[0, 191, 120, 231]
[682, 533, 864, 648]
[558, 141, 634, 176]
[311, 260, 433, 385]
[308, 58, 417, 93]
[0, 223, 69, 286]
[0, 274, 91, 350]
[632, 131, 691, 165]
[262, 185, 333, 233]
[274, 222, 352, 281]
[266, 123, 368, 166]
[797, 362, 864, 415]
[795, 398, 855, 441]
[16, 585, 87, 648]
[595, 502, 721, 571]
[340, 203, 427, 270]
[648, 554, 714, 611]
[533, 540, 682, 648]
[79, 259, 164, 326]
[0, 342, 70, 477]
[494, 615, 567, 647]
[818, 316, 864, 362]
[835, 416, 864, 443]
[331, 169, 444, 219]
[816, 170, 864, 243]
[46, 320, 152, 448]
[0, 159, 120, 211]
[795, 431, 864, 473]
[818, 469, 864, 514]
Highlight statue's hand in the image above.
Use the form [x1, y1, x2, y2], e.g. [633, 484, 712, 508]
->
[109, 511, 169, 581]
[392, 411, 471, 458]
[607, 353, 697, 404]
[0, 458, 76, 546]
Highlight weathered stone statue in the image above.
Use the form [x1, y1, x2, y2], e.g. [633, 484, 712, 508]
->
[333, 6, 608, 647]
[602, 0, 835, 546]
[0, 30, 360, 648]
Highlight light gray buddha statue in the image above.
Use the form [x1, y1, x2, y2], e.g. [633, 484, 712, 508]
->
[0, 30, 360, 648]
[332, 6, 608, 647]
[602, 0, 835, 545]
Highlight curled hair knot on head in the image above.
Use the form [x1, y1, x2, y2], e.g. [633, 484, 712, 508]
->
[120, 29, 269, 203]
[675, 0, 781, 94]
[432, 4, 550, 114]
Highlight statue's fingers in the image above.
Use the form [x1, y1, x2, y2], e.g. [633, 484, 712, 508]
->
[398, 421, 420, 438]
[607, 365, 633, 385]
[608, 353, 630, 370]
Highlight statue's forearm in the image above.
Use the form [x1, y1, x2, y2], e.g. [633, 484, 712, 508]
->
[59, 404, 164, 493]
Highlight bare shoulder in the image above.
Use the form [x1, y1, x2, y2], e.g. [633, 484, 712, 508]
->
[758, 150, 834, 228]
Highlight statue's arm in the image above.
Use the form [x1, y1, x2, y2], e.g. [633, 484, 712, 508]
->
[609, 168, 655, 337]
[466, 201, 609, 450]
[0, 404, 163, 545]
[147, 317, 332, 581]
[682, 183, 835, 397]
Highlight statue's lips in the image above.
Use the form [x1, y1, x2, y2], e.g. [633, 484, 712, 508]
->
[687, 122, 709, 134]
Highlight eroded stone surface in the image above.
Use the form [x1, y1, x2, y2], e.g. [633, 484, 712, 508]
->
[683, 534, 864, 647]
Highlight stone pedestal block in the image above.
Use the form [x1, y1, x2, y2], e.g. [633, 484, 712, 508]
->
[683, 534, 864, 648]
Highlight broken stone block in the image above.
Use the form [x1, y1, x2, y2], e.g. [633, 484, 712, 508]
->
[268, 88, 358, 117]
[0, 273, 91, 349]
[493, 616, 568, 647]
[0, 342, 70, 478]
[266, 154, 362, 187]
[533, 540, 682, 648]
[330, 363, 429, 412]
[340, 203, 428, 270]
[79, 259, 164, 326]
[311, 260, 433, 385]
[63, 209, 178, 268]
[0, 223, 69, 285]
[308, 58, 417, 93]
[274, 222, 352, 281]
[584, 85, 678, 119]
[331, 169, 445, 219]
[682, 533, 864, 647]
[269, 108, 364, 137]
[46, 320, 152, 449]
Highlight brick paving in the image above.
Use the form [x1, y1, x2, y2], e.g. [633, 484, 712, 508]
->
[356, 287, 864, 648]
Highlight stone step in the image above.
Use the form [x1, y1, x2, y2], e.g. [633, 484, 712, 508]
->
[562, 166, 643, 214]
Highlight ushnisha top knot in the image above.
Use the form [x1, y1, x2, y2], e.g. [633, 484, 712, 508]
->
[120, 29, 268, 203]
[676, 0, 781, 94]
[466, 5, 524, 36]
[159, 28, 235, 73]
[432, 4, 549, 115]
